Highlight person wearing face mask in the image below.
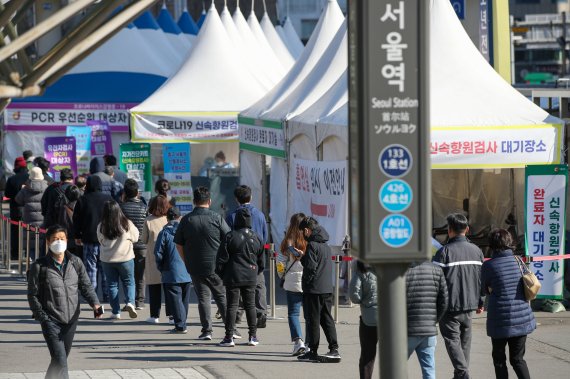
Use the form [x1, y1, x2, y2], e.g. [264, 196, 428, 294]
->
[27, 225, 102, 379]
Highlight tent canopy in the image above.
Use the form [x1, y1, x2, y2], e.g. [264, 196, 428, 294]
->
[178, 8, 199, 35]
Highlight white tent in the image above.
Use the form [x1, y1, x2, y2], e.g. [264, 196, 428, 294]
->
[281, 17, 304, 59]
[247, 11, 287, 79]
[156, 4, 193, 52]
[260, 13, 295, 70]
[130, 3, 267, 143]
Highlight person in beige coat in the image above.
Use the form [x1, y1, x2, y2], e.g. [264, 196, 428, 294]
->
[142, 195, 170, 323]
[97, 201, 139, 319]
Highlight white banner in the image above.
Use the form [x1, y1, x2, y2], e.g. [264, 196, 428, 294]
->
[525, 165, 567, 299]
[239, 122, 286, 158]
[131, 112, 239, 142]
[431, 125, 563, 168]
[290, 158, 348, 246]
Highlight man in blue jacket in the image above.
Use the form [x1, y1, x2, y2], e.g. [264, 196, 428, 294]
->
[226, 185, 269, 328]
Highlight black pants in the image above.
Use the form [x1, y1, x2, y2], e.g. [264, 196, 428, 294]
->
[255, 272, 267, 316]
[148, 284, 171, 318]
[303, 292, 338, 354]
[191, 273, 227, 333]
[491, 335, 531, 379]
[359, 317, 378, 379]
[133, 248, 146, 308]
[226, 285, 257, 337]
[440, 311, 473, 379]
[41, 318, 78, 379]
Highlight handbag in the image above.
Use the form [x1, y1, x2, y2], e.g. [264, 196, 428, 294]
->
[279, 260, 296, 289]
[514, 255, 541, 301]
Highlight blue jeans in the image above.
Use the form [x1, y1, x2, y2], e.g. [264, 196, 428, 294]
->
[286, 291, 303, 341]
[101, 260, 135, 315]
[83, 243, 108, 300]
[408, 335, 437, 379]
[164, 282, 192, 331]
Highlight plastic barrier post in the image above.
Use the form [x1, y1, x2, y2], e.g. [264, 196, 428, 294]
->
[341, 235, 353, 308]
[7, 218, 12, 272]
[17, 221, 23, 275]
[35, 228, 40, 264]
[25, 224, 30, 274]
[0, 217, 4, 269]
[268, 243, 276, 319]
[333, 255, 341, 323]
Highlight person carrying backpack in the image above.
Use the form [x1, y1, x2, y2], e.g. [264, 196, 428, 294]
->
[41, 168, 74, 229]
[27, 224, 102, 379]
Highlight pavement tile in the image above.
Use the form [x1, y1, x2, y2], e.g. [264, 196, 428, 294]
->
[173, 368, 209, 379]
[0, 374, 26, 379]
[84, 369, 121, 379]
[22, 374, 43, 379]
[68, 371, 91, 379]
[143, 368, 183, 378]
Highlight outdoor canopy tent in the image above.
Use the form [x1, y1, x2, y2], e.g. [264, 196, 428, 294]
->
[178, 7, 200, 37]
[279, 17, 304, 59]
[260, 13, 295, 71]
[130, 3, 267, 143]
[156, 4, 194, 50]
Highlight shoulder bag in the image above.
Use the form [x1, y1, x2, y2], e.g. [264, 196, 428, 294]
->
[279, 260, 296, 289]
[514, 255, 541, 301]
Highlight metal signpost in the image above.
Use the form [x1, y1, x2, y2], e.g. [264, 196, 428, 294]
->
[348, 1, 430, 378]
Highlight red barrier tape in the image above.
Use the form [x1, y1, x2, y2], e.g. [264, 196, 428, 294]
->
[9, 220, 19, 226]
[39, 228, 47, 234]
[264, 244, 271, 249]
[332, 256, 354, 262]
[484, 254, 570, 263]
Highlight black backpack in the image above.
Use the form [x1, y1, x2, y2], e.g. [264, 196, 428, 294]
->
[51, 184, 69, 225]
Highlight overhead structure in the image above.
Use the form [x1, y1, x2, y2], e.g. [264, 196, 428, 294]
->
[280, 17, 304, 59]
[156, 4, 194, 49]
[178, 7, 200, 38]
[247, 10, 287, 77]
[130, 3, 267, 143]
[260, 12, 295, 70]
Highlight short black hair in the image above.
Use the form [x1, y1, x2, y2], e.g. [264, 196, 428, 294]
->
[23, 150, 33, 160]
[155, 178, 171, 196]
[215, 151, 226, 161]
[60, 168, 73, 182]
[193, 186, 210, 205]
[446, 213, 469, 233]
[123, 179, 139, 199]
[103, 166, 114, 176]
[65, 185, 82, 203]
[46, 224, 67, 241]
[34, 157, 50, 171]
[488, 228, 513, 251]
[299, 216, 319, 231]
[75, 175, 87, 189]
[104, 154, 117, 166]
[234, 185, 251, 204]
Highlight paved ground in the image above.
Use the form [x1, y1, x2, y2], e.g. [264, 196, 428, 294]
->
[1, 274, 570, 378]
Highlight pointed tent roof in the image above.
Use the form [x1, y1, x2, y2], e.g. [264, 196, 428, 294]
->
[262, 21, 346, 124]
[134, 11, 184, 68]
[247, 11, 286, 79]
[282, 17, 304, 58]
[156, 5, 193, 50]
[178, 8, 199, 35]
[15, 26, 169, 103]
[239, 0, 344, 120]
[260, 13, 295, 70]
[131, 4, 266, 113]
[197, 9, 207, 28]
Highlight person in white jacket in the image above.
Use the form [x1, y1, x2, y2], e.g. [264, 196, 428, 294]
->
[97, 200, 139, 319]
[277, 213, 307, 356]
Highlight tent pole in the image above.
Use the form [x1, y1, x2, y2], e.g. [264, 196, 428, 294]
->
[0, 0, 27, 32]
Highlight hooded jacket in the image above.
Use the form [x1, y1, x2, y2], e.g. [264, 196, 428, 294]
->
[300, 225, 333, 294]
[216, 208, 265, 287]
[154, 221, 192, 284]
[89, 157, 119, 199]
[4, 168, 28, 219]
[72, 176, 113, 243]
[15, 179, 48, 225]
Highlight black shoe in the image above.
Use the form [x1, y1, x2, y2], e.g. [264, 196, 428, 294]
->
[321, 349, 341, 363]
[256, 314, 267, 328]
[297, 351, 319, 362]
[198, 331, 212, 340]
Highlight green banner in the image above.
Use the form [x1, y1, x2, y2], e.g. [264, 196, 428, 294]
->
[120, 143, 153, 199]
[525, 164, 567, 299]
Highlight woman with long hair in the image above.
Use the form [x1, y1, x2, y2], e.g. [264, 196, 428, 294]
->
[97, 200, 139, 319]
[277, 212, 307, 356]
[142, 195, 171, 323]
[482, 228, 535, 379]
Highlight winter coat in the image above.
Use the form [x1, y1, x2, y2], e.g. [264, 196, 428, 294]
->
[4, 169, 28, 219]
[406, 261, 449, 336]
[482, 249, 536, 339]
[15, 179, 48, 226]
[154, 221, 191, 284]
[226, 203, 268, 243]
[89, 157, 119, 200]
[72, 176, 113, 244]
[97, 219, 139, 263]
[300, 226, 333, 294]
[216, 208, 265, 287]
[174, 207, 231, 278]
[27, 252, 99, 324]
[350, 270, 378, 327]
[120, 198, 148, 251]
[433, 235, 484, 312]
[142, 215, 168, 285]
[109, 166, 128, 185]
[41, 182, 72, 228]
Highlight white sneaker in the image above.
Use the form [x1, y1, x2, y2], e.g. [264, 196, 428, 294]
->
[168, 316, 175, 325]
[125, 303, 138, 319]
[292, 339, 306, 356]
[145, 317, 159, 324]
[110, 313, 121, 320]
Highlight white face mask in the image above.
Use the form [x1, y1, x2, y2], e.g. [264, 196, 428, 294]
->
[50, 240, 67, 255]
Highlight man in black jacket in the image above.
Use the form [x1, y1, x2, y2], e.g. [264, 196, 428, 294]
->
[72, 175, 113, 301]
[4, 157, 28, 260]
[174, 186, 230, 340]
[41, 168, 74, 228]
[433, 213, 484, 379]
[103, 154, 128, 185]
[406, 261, 449, 378]
[120, 179, 148, 309]
[217, 208, 265, 347]
[28, 225, 102, 379]
[296, 217, 341, 363]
